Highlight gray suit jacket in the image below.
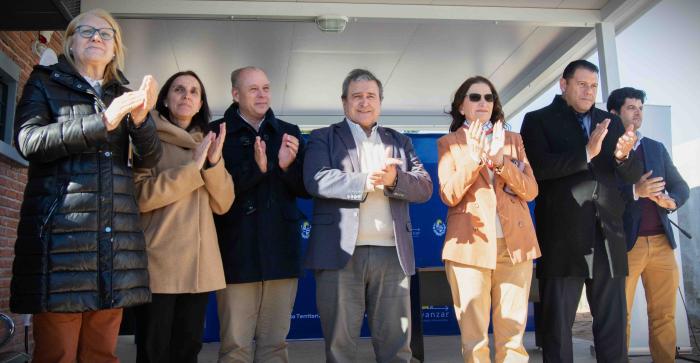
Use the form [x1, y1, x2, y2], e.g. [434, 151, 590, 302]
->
[303, 120, 433, 276]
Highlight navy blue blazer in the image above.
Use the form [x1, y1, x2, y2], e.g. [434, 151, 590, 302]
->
[622, 137, 689, 250]
[302, 120, 433, 276]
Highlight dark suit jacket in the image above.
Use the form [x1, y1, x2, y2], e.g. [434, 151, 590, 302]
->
[303, 120, 433, 276]
[520, 95, 643, 278]
[622, 137, 689, 250]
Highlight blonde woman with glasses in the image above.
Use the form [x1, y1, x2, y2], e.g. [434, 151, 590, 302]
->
[11, 9, 161, 363]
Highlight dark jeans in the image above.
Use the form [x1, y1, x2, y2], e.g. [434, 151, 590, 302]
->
[134, 292, 210, 363]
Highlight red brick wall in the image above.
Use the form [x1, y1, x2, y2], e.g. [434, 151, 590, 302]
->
[0, 30, 64, 354]
[0, 31, 65, 97]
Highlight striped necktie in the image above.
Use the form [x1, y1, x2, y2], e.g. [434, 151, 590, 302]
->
[575, 112, 589, 142]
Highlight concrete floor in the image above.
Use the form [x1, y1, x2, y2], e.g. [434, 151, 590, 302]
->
[115, 332, 669, 362]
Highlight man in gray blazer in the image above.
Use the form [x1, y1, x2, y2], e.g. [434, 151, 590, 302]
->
[303, 69, 432, 363]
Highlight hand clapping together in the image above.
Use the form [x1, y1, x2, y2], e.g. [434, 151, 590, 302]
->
[103, 74, 158, 131]
[193, 123, 227, 169]
[584, 118, 638, 161]
[464, 119, 505, 169]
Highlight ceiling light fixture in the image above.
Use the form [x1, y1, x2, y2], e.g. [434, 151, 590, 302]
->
[315, 15, 349, 33]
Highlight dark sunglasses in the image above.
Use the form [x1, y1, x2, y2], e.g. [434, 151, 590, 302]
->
[467, 93, 494, 103]
[75, 25, 116, 41]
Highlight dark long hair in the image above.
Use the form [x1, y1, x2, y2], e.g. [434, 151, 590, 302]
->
[447, 76, 504, 132]
[155, 70, 211, 133]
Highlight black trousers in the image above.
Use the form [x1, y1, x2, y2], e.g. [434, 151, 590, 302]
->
[134, 292, 210, 363]
[539, 233, 628, 363]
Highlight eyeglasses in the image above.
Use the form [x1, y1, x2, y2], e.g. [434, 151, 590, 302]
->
[467, 93, 494, 103]
[75, 25, 116, 41]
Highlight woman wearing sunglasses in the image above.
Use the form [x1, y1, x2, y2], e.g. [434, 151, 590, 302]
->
[10, 9, 161, 363]
[437, 76, 540, 362]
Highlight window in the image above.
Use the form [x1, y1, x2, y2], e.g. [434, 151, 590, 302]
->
[0, 49, 26, 165]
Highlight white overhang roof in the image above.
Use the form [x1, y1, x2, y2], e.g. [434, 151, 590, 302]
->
[82, 0, 660, 131]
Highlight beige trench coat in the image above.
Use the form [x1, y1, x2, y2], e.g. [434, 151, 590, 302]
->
[135, 112, 234, 293]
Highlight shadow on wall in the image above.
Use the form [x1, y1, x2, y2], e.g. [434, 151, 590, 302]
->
[679, 186, 700, 320]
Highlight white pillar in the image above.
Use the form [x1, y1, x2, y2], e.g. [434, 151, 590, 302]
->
[595, 22, 620, 101]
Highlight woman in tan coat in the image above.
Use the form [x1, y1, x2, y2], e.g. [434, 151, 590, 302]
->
[133, 70, 234, 363]
[437, 76, 540, 362]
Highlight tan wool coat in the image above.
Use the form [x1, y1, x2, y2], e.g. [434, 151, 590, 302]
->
[135, 112, 234, 293]
[437, 127, 541, 270]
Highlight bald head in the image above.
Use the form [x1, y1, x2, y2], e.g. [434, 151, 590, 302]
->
[231, 66, 271, 122]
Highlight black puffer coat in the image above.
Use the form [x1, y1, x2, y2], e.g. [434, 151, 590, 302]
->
[10, 56, 162, 313]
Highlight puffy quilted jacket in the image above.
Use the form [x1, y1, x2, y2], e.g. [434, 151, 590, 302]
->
[10, 56, 162, 313]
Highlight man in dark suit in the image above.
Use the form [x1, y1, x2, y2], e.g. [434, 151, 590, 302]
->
[303, 69, 433, 363]
[607, 87, 689, 363]
[520, 60, 643, 362]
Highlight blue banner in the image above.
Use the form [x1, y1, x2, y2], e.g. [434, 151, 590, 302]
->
[203, 133, 535, 342]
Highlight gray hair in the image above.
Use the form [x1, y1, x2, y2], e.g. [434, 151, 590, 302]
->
[341, 69, 384, 101]
[230, 66, 265, 89]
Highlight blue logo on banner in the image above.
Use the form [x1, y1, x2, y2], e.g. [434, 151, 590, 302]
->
[301, 221, 311, 239]
[432, 219, 446, 237]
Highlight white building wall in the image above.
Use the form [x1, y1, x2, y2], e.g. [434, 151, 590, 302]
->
[510, 0, 700, 322]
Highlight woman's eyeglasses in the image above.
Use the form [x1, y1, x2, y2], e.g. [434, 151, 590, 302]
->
[467, 93, 494, 103]
[75, 25, 116, 41]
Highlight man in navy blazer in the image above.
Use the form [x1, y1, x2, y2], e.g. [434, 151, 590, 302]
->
[303, 69, 432, 363]
[608, 87, 689, 363]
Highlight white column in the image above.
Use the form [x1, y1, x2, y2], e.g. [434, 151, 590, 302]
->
[595, 22, 620, 101]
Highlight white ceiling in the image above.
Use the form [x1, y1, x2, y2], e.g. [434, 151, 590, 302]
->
[436, 0, 606, 7]
[190, 0, 608, 9]
[85, 0, 659, 129]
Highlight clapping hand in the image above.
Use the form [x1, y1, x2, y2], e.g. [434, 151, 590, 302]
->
[650, 193, 677, 210]
[615, 124, 637, 161]
[485, 121, 505, 168]
[635, 170, 665, 198]
[254, 136, 267, 173]
[635, 169, 676, 209]
[586, 118, 610, 159]
[367, 169, 385, 191]
[465, 119, 488, 163]
[131, 75, 158, 126]
[367, 148, 403, 191]
[381, 158, 403, 188]
[278, 133, 300, 172]
[207, 123, 226, 165]
[366, 159, 403, 191]
[194, 132, 214, 170]
[103, 90, 147, 131]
